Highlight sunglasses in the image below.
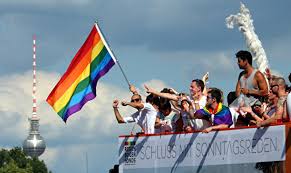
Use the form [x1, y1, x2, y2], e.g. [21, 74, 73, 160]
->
[253, 104, 261, 108]
[207, 96, 213, 100]
[270, 84, 279, 88]
[131, 98, 141, 103]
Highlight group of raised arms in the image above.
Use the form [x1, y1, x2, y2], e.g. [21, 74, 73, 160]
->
[112, 50, 291, 134]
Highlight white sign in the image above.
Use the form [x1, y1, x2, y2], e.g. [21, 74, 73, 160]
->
[118, 125, 285, 171]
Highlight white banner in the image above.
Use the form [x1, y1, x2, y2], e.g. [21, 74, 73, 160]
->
[118, 125, 285, 171]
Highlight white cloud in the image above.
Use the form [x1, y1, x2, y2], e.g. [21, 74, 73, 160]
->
[141, 79, 169, 94]
[270, 70, 283, 78]
[39, 146, 58, 168]
[163, 50, 235, 71]
[199, 52, 235, 72]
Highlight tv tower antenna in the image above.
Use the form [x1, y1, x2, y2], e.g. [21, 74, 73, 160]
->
[23, 36, 46, 158]
[32, 36, 38, 118]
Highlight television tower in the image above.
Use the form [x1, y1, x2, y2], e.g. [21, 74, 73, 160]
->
[23, 36, 46, 157]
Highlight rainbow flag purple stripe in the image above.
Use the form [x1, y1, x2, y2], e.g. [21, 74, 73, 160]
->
[47, 23, 116, 122]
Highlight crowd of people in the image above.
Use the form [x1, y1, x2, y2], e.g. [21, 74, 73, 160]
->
[112, 50, 291, 134]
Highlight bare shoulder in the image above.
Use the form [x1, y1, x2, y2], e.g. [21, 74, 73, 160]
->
[255, 70, 265, 80]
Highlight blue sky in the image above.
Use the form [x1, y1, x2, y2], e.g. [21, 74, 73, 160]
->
[0, 1, 290, 173]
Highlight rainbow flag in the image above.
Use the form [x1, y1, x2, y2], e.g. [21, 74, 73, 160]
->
[47, 23, 116, 122]
[196, 103, 233, 126]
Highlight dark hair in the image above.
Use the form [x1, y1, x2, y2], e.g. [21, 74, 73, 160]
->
[208, 88, 222, 103]
[131, 94, 142, 99]
[236, 50, 252, 66]
[227, 91, 237, 106]
[146, 94, 160, 107]
[208, 87, 224, 102]
[286, 74, 291, 92]
[160, 88, 170, 93]
[159, 100, 171, 111]
[192, 79, 205, 91]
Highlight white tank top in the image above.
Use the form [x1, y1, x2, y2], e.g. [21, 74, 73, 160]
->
[239, 69, 259, 105]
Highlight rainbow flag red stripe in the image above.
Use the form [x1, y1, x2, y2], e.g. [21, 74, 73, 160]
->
[47, 23, 116, 122]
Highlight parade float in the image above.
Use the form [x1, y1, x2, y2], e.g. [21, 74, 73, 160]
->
[117, 3, 290, 173]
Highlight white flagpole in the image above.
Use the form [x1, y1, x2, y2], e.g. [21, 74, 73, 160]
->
[94, 21, 131, 87]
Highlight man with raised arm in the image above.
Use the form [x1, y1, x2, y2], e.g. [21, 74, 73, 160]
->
[190, 88, 233, 133]
[145, 77, 211, 131]
[112, 93, 160, 134]
[129, 84, 172, 133]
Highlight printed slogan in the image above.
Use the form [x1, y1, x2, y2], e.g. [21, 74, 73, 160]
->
[119, 125, 285, 169]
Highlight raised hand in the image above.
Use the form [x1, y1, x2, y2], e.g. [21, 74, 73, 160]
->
[129, 84, 138, 94]
[202, 72, 209, 82]
[144, 84, 154, 94]
[112, 100, 119, 108]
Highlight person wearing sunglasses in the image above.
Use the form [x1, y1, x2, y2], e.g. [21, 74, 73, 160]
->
[256, 77, 288, 127]
[112, 93, 160, 134]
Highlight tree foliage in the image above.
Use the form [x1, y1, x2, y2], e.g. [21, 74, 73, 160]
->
[0, 147, 51, 173]
[0, 160, 32, 173]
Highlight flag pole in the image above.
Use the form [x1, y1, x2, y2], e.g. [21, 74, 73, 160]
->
[94, 21, 131, 87]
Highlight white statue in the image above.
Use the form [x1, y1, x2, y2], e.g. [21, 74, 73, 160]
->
[226, 2, 269, 74]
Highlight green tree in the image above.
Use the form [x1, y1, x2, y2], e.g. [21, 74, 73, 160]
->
[0, 149, 10, 168]
[0, 147, 51, 173]
[0, 160, 32, 173]
[29, 157, 48, 173]
[9, 147, 29, 169]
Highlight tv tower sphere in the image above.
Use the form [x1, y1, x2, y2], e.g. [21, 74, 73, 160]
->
[23, 37, 46, 157]
[23, 116, 46, 157]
